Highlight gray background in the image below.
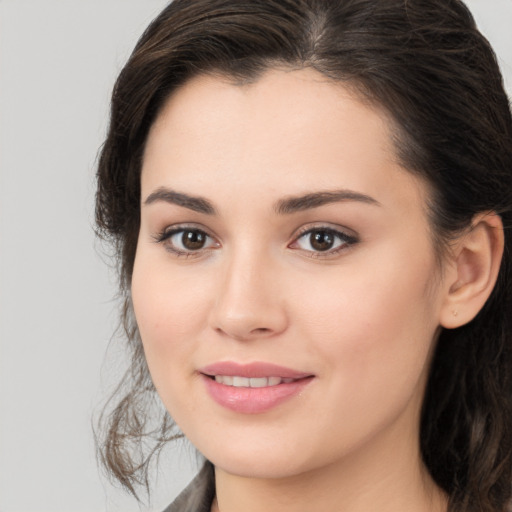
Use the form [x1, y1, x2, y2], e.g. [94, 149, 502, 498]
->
[0, 1, 511, 511]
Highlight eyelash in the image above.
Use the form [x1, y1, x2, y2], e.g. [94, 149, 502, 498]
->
[291, 226, 359, 258]
[153, 224, 359, 259]
[153, 225, 219, 258]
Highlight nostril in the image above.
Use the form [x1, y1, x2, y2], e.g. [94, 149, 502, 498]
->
[210, 300, 288, 340]
[252, 327, 271, 334]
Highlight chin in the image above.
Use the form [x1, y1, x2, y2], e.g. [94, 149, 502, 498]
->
[210, 453, 312, 480]
[191, 429, 338, 481]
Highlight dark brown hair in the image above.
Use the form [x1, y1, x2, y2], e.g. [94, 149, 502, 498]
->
[95, 1, 512, 510]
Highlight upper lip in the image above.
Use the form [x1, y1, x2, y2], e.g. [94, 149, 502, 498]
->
[199, 361, 313, 379]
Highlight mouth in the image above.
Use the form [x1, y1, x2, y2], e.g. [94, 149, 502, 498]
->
[199, 362, 314, 414]
[209, 375, 298, 387]
[200, 361, 313, 387]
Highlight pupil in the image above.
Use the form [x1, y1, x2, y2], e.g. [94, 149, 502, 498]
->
[311, 231, 334, 251]
[182, 231, 205, 250]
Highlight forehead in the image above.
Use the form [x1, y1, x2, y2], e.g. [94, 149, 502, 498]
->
[145, 67, 393, 162]
[141, 68, 427, 216]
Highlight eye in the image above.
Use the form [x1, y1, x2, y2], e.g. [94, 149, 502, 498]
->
[290, 227, 358, 256]
[155, 226, 219, 256]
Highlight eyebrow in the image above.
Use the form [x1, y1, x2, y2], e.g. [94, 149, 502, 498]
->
[144, 187, 217, 215]
[143, 187, 380, 215]
[275, 190, 381, 214]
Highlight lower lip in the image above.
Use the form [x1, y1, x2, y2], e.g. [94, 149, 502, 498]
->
[202, 375, 313, 414]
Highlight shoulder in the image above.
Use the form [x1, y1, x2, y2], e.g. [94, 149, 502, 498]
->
[163, 462, 215, 512]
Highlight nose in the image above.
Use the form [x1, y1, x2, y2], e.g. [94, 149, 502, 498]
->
[208, 249, 288, 341]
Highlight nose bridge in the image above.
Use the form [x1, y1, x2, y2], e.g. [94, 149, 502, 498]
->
[209, 240, 287, 340]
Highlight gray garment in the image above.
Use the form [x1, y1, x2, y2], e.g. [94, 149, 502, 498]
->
[163, 462, 215, 512]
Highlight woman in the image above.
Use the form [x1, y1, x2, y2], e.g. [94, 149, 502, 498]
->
[95, 1, 512, 511]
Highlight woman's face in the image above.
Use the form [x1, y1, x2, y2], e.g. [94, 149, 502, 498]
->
[132, 68, 449, 479]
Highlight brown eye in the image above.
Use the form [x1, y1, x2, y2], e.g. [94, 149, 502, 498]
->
[158, 227, 218, 255]
[291, 227, 358, 256]
[181, 230, 207, 250]
[309, 230, 335, 251]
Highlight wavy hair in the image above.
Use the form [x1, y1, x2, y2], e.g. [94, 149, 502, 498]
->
[95, 1, 512, 510]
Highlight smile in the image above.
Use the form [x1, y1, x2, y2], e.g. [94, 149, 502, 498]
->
[213, 376, 296, 387]
[199, 362, 314, 414]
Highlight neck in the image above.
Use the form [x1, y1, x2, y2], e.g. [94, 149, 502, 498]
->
[211, 409, 447, 512]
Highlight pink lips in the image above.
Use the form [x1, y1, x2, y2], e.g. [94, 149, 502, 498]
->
[199, 362, 314, 414]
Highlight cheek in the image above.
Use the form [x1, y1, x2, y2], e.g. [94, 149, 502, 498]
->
[284, 256, 440, 456]
[131, 254, 216, 421]
[131, 253, 212, 371]
[294, 246, 440, 396]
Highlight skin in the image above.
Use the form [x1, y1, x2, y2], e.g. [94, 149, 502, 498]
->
[131, 68, 458, 512]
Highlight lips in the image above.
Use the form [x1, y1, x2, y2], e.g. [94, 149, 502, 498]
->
[213, 376, 295, 387]
[200, 361, 312, 379]
[199, 362, 314, 414]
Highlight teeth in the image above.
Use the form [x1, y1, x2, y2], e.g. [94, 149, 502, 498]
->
[213, 376, 292, 387]
[249, 377, 268, 388]
[222, 375, 233, 386]
[233, 376, 250, 387]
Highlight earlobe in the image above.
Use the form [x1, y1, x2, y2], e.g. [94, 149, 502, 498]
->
[439, 212, 504, 329]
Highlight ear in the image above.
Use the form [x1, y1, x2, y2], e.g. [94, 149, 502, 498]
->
[439, 212, 504, 329]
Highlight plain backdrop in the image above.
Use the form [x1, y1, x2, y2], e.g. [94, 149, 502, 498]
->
[0, 1, 511, 511]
